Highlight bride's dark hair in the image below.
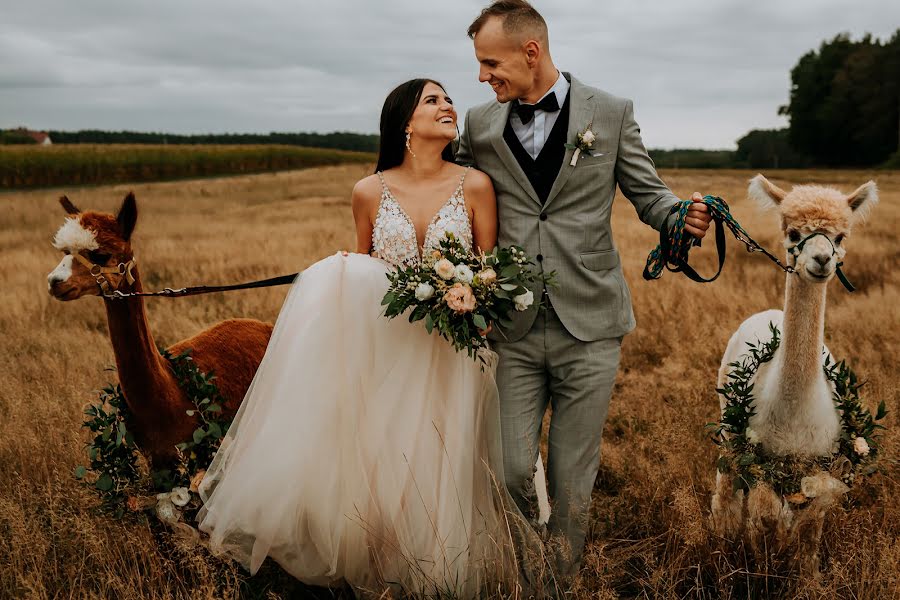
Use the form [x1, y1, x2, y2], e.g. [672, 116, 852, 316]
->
[375, 78, 455, 173]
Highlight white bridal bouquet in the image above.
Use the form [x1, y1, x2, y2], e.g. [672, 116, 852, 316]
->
[381, 232, 547, 359]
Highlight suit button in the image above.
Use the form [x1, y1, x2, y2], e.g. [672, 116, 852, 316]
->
[536, 254, 543, 262]
[539, 213, 547, 221]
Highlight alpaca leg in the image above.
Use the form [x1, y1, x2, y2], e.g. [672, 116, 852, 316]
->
[789, 484, 846, 577]
[746, 484, 793, 558]
[710, 470, 744, 538]
[791, 503, 826, 578]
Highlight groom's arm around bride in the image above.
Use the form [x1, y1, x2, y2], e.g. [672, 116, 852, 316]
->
[455, 0, 712, 583]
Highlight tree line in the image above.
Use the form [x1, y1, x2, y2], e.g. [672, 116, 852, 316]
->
[737, 29, 899, 168]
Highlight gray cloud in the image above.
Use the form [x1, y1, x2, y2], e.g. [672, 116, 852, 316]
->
[1, 0, 897, 147]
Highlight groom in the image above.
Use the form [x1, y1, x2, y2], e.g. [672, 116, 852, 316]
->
[456, 0, 712, 579]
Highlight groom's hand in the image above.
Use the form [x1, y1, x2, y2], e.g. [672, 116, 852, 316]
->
[684, 192, 712, 239]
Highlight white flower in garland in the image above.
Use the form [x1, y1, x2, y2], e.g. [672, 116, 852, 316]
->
[745, 428, 761, 445]
[853, 436, 870, 456]
[155, 494, 181, 524]
[170, 487, 191, 507]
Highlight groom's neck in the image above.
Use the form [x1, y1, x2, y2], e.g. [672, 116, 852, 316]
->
[520, 61, 560, 104]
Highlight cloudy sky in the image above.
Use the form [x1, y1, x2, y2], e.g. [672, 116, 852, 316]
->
[1, 0, 897, 149]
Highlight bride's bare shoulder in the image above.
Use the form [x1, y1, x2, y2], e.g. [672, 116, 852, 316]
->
[462, 168, 495, 200]
[351, 174, 382, 210]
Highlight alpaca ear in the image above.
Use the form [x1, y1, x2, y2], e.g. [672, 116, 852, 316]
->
[116, 192, 138, 241]
[748, 174, 787, 208]
[846, 180, 878, 224]
[59, 196, 80, 215]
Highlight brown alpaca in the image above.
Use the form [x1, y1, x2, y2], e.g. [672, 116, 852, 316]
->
[47, 193, 273, 466]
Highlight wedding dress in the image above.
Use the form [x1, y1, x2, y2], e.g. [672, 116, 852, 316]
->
[198, 168, 539, 596]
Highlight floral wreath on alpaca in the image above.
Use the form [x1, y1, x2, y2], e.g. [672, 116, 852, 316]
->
[709, 322, 887, 503]
[75, 348, 229, 524]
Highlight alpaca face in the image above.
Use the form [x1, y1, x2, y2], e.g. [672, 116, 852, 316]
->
[748, 174, 878, 285]
[47, 194, 138, 301]
[785, 228, 845, 284]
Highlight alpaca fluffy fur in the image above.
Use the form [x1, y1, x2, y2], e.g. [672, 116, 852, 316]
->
[52, 217, 99, 252]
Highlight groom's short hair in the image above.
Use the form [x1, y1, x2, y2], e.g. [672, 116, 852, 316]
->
[467, 0, 548, 43]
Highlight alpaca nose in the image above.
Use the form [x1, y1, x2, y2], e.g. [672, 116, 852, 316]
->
[813, 254, 830, 267]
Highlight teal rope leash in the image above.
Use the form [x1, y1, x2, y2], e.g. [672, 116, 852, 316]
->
[642, 195, 856, 291]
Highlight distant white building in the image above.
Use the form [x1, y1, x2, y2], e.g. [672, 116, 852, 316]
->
[26, 130, 53, 145]
[7, 127, 53, 145]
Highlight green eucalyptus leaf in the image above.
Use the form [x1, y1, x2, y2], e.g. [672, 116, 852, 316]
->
[207, 422, 222, 440]
[95, 473, 113, 492]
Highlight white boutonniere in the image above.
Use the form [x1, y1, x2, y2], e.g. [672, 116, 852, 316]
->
[565, 124, 597, 166]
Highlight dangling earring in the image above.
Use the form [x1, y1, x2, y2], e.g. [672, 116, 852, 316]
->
[405, 129, 416, 157]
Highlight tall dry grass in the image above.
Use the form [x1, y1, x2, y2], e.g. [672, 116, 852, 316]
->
[0, 166, 897, 599]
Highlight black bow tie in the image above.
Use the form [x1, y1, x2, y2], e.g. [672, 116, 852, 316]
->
[514, 93, 560, 125]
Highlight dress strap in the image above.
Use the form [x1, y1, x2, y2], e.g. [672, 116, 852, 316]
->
[453, 166, 472, 198]
[376, 171, 389, 196]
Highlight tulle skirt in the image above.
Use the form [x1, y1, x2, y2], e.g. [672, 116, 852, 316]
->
[197, 252, 533, 596]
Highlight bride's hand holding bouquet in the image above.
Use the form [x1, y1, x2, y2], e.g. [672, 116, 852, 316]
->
[381, 232, 547, 359]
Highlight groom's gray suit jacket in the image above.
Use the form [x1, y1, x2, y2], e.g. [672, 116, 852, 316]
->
[457, 74, 680, 343]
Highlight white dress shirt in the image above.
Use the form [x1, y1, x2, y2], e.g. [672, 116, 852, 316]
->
[509, 72, 570, 160]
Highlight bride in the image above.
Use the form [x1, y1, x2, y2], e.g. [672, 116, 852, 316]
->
[197, 79, 543, 597]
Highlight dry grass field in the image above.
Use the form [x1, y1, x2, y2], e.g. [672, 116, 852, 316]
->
[0, 165, 897, 599]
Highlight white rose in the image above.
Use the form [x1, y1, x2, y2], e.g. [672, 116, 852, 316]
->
[454, 264, 474, 284]
[581, 130, 596, 145]
[745, 428, 760, 445]
[155, 497, 181, 524]
[514, 290, 534, 312]
[435, 258, 455, 280]
[853, 436, 870, 456]
[414, 282, 435, 301]
[170, 487, 191, 507]
[476, 268, 497, 285]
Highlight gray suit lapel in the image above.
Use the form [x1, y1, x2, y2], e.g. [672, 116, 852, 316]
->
[544, 75, 595, 209]
[488, 101, 542, 206]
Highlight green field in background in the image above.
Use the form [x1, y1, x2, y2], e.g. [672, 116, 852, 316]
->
[0, 144, 375, 189]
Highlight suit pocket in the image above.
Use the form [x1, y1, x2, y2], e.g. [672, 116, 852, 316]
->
[576, 155, 615, 169]
[580, 249, 619, 271]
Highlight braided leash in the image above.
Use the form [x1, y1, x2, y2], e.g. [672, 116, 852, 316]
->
[642, 195, 854, 291]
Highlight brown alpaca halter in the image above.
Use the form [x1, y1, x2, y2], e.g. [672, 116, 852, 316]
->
[72, 252, 137, 294]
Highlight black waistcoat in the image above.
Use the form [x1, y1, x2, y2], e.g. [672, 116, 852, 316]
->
[503, 92, 571, 204]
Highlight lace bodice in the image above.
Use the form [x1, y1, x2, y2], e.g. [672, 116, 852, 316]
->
[371, 168, 473, 269]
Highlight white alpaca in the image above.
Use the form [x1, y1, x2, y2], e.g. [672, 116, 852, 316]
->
[711, 174, 878, 567]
